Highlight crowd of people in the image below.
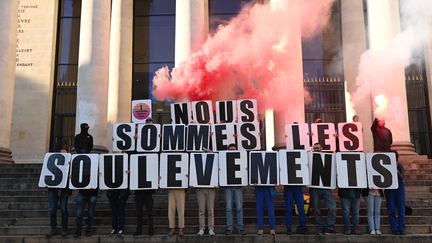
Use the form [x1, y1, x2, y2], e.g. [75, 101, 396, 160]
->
[46, 117, 407, 238]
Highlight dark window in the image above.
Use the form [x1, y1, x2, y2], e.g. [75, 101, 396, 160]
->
[133, 0, 175, 123]
[303, 0, 345, 123]
[50, 0, 81, 152]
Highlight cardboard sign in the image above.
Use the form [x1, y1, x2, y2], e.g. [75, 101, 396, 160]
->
[129, 154, 159, 190]
[338, 122, 363, 152]
[278, 150, 309, 186]
[99, 154, 128, 189]
[236, 122, 261, 150]
[216, 100, 237, 123]
[308, 152, 337, 189]
[366, 153, 398, 189]
[159, 153, 189, 188]
[237, 99, 258, 122]
[136, 124, 161, 152]
[69, 154, 99, 189]
[162, 124, 186, 151]
[112, 123, 135, 152]
[132, 99, 152, 123]
[186, 124, 211, 152]
[192, 100, 214, 124]
[336, 152, 367, 188]
[170, 102, 192, 125]
[39, 153, 71, 188]
[218, 150, 248, 186]
[285, 123, 310, 150]
[249, 151, 279, 185]
[311, 123, 336, 152]
[189, 153, 219, 187]
[211, 123, 236, 151]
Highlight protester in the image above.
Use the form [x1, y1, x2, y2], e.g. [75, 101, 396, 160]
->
[224, 144, 245, 235]
[338, 188, 361, 234]
[107, 189, 129, 236]
[74, 123, 93, 153]
[371, 118, 392, 152]
[255, 186, 277, 235]
[73, 124, 97, 237]
[74, 188, 98, 237]
[284, 185, 307, 234]
[309, 143, 336, 235]
[385, 151, 406, 235]
[362, 187, 384, 235]
[196, 188, 216, 236]
[46, 148, 71, 237]
[134, 118, 155, 236]
[167, 188, 186, 237]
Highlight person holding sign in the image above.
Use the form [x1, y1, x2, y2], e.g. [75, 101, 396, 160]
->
[46, 148, 72, 238]
[338, 188, 361, 235]
[107, 189, 129, 236]
[134, 118, 156, 236]
[362, 187, 384, 235]
[385, 151, 406, 235]
[309, 143, 337, 235]
[224, 144, 245, 235]
[195, 188, 216, 236]
[255, 186, 277, 235]
[283, 186, 308, 234]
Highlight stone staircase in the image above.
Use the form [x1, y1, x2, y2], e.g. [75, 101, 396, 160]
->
[0, 156, 431, 243]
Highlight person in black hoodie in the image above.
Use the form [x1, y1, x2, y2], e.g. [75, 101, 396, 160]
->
[74, 123, 93, 153]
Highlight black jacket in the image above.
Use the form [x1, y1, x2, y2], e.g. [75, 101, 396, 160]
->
[74, 123, 93, 153]
[371, 118, 392, 152]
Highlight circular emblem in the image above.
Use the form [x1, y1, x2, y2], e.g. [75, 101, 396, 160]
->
[132, 102, 151, 121]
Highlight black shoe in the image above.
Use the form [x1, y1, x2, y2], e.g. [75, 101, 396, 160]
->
[74, 231, 81, 238]
[85, 229, 92, 237]
[351, 229, 358, 235]
[399, 231, 406, 235]
[238, 229, 246, 235]
[46, 228, 58, 237]
[61, 229, 68, 237]
[344, 229, 351, 235]
[392, 231, 399, 235]
[286, 228, 292, 235]
[133, 230, 142, 236]
[225, 229, 232, 235]
[149, 227, 154, 236]
[318, 229, 328, 235]
[326, 227, 336, 234]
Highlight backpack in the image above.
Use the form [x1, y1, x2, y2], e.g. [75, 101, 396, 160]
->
[293, 193, 311, 216]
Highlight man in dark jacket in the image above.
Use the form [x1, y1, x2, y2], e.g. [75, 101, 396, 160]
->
[370, 118, 392, 152]
[74, 123, 93, 153]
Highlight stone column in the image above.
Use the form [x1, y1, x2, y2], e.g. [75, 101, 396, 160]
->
[425, 41, 432, 136]
[341, 0, 374, 152]
[366, 0, 415, 154]
[106, 0, 133, 152]
[0, 0, 19, 163]
[271, 0, 305, 149]
[175, 0, 209, 66]
[75, 0, 110, 153]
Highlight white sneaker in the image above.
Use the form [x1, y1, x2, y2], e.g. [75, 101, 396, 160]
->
[209, 229, 216, 236]
[257, 229, 263, 235]
[197, 229, 205, 236]
[270, 229, 276, 235]
[370, 230, 376, 235]
[375, 230, 382, 235]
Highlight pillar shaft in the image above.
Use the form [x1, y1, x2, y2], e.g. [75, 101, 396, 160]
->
[107, 0, 133, 152]
[175, 0, 209, 66]
[0, 0, 19, 163]
[75, 0, 111, 152]
[366, 0, 414, 154]
[341, 0, 374, 152]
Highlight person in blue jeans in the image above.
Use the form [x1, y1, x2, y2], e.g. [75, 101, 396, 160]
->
[362, 188, 384, 235]
[47, 188, 71, 237]
[385, 151, 406, 235]
[284, 185, 307, 234]
[225, 144, 244, 235]
[107, 189, 129, 236]
[310, 188, 336, 234]
[338, 188, 361, 235]
[256, 186, 276, 235]
[75, 189, 98, 237]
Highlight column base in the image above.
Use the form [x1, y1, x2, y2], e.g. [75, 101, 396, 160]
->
[391, 141, 418, 155]
[0, 147, 14, 163]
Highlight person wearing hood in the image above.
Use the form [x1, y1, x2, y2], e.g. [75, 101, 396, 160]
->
[74, 123, 93, 153]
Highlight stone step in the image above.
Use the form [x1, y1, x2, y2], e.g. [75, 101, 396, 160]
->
[1, 235, 432, 243]
[1, 214, 431, 227]
[1, 224, 431, 236]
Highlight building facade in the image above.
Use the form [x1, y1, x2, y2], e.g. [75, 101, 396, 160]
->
[0, 0, 431, 163]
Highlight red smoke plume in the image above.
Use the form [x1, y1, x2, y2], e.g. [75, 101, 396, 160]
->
[153, 0, 335, 114]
